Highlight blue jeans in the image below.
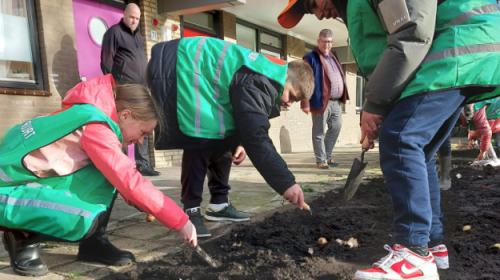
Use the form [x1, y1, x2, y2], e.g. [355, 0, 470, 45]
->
[379, 89, 465, 246]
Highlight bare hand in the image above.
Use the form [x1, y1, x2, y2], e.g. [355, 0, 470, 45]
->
[302, 107, 310, 115]
[360, 111, 384, 150]
[283, 184, 305, 209]
[232, 146, 246, 165]
[476, 150, 487, 161]
[177, 220, 197, 248]
[468, 139, 475, 149]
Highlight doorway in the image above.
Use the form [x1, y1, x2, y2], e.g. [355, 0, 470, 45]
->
[72, 0, 123, 81]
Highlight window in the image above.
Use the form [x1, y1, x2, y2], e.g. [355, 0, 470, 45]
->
[260, 32, 281, 48]
[236, 20, 283, 59]
[184, 12, 214, 30]
[305, 43, 315, 56]
[260, 48, 280, 59]
[89, 17, 108, 46]
[236, 23, 256, 51]
[333, 45, 355, 64]
[0, 0, 43, 89]
[260, 31, 281, 58]
[356, 72, 366, 112]
[182, 12, 218, 37]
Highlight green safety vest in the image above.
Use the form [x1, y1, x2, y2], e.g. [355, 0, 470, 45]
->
[474, 97, 500, 120]
[0, 104, 122, 241]
[176, 37, 288, 139]
[468, 96, 500, 130]
[347, 0, 500, 103]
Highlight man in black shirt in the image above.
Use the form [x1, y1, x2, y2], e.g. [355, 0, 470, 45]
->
[101, 3, 159, 177]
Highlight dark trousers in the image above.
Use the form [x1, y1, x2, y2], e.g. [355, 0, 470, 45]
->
[379, 89, 465, 246]
[135, 135, 152, 168]
[181, 149, 232, 209]
[438, 134, 452, 157]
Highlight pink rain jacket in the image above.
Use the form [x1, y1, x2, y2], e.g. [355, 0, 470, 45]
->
[468, 107, 500, 152]
[57, 75, 188, 231]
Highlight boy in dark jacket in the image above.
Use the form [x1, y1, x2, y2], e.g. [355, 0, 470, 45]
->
[149, 37, 315, 237]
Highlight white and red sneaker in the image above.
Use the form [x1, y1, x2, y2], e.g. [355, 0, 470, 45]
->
[354, 244, 439, 280]
[429, 244, 449, 269]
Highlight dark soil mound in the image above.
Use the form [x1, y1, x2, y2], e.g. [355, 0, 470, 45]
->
[440, 165, 500, 280]
[105, 162, 500, 280]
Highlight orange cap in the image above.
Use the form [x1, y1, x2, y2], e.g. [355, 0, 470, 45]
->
[277, 0, 305, 29]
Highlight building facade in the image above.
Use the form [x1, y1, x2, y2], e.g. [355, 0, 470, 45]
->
[0, 0, 365, 168]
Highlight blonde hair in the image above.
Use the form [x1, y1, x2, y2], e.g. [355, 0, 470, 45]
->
[286, 60, 315, 100]
[114, 84, 165, 135]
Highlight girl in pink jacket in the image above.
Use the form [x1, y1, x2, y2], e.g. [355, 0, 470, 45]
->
[0, 75, 196, 277]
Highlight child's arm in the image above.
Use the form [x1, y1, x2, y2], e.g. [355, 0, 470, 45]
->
[231, 76, 297, 195]
[80, 123, 189, 231]
[473, 107, 492, 153]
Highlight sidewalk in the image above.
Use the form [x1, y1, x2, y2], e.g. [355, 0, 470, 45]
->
[0, 145, 383, 279]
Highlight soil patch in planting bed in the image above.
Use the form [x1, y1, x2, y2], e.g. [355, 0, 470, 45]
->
[106, 151, 500, 280]
[451, 147, 500, 160]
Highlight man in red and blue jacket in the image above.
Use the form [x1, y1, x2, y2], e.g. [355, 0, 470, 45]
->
[302, 29, 349, 169]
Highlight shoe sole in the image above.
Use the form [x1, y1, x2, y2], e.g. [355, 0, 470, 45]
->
[2, 234, 48, 277]
[437, 263, 449, 269]
[77, 255, 135, 266]
[204, 216, 250, 222]
[197, 233, 212, 238]
[433, 256, 449, 270]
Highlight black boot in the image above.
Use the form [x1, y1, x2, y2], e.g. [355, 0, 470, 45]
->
[137, 164, 160, 176]
[77, 195, 135, 266]
[3, 231, 48, 276]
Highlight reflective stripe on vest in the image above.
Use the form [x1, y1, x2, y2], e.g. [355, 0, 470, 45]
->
[192, 38, 232, 137]
[347, 0, 500, 103]
[213, 42, 232, 137]
[192, 37, 207, 135]
[0, 168, 12, 183]
[444, 4, 499, 27]
[0, 195, 93, 219]
[423, 43, 500, 64]
[176, 37, 288, 139]
[423, 3, 500, 64]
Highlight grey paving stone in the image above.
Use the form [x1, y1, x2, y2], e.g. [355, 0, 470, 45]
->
[0, 268, 64, 280]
